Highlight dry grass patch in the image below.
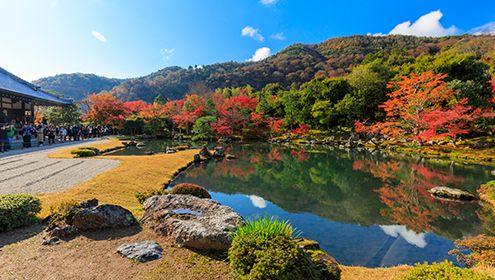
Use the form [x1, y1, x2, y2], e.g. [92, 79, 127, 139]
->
[39, 149, 199, 218]
[340, 265, 411, 280]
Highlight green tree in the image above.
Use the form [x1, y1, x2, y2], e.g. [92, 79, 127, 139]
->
[192, 116, 217, 142]
[44, 104, 81, 126]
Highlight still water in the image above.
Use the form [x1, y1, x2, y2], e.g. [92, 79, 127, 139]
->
[114, 142, 495, 267]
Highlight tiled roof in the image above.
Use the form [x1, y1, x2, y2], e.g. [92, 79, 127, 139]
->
[0, 67, 71, 105]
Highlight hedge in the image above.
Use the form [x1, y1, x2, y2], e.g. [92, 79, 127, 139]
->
[0, 194, 41, 232]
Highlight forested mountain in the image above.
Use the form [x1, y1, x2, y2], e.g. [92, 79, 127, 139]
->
[33, 73, 125, 100]
[36, 35, 495, 102]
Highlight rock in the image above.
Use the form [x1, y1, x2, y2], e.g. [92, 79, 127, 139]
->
[428, 186, 476, 201]
[42, 225, 78, 245]
[127, 141, 138, 147]
[72, 204, 137, 231]
[142, 194, 243, 250]
[166, 149, 177, 154]
[79, 198, 99, 208]
[199, 145, 212, 159]
[214, 146, 225, 157]
[144, 151, 155, 155]
[294, 238, 320, 250]
[136, 142, 146, 147]
[193, 154, 201, 162]
[117, 240, 163, 262]
[42, 237, 61, 246]
[226, 154, 236, 159]
[491, 170, 495, 176]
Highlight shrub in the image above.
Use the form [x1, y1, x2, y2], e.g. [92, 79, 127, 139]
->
[47, 200, 81, 229]
[0, 194, 41, 232]
[169, 183, 211, 199]
[77, 147, 100, 153]
[135, 189, 168, 204]
[229, 217, 326, 280]
[400, 261, 493, 280]
[450, 235, 495, 267]
[70, 148, 98, 157]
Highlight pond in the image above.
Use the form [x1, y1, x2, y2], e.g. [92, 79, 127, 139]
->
[115, 141, 495, 267]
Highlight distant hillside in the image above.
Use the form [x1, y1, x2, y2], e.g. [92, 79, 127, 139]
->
[36, 35, 495, 102]
[33, 73, 125, 100]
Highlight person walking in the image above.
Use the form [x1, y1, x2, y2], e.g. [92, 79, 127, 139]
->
[0, 125, 8, 152]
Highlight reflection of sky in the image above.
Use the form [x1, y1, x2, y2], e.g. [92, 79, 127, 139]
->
[211, 191, 457, 267]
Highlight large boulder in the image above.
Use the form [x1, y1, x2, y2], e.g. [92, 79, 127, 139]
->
[117, 240, 163, 262]
[428, 186, 476, 201]
[295, 238, 341, 280]
[72, 204, 137, 231]
[142, 194, 243, 250]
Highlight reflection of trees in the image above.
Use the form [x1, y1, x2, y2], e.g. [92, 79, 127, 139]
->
[353, 158, 483, 239]
[176, 144, 489, 240]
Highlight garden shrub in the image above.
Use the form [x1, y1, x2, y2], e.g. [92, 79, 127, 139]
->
[450, 235, 495, 267]
[47, 200, 82, 229]
[229, 217, 331, 280]
[77, 147, 100, 153]
[135, 189, 168, 204]
[70, 148, 98, 157]
[400, 261, 493, 280]
[169, 183, 211, 199]
[0, 194, 41, 232]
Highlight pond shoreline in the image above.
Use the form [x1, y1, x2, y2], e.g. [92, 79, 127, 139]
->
[5, 137, 492, 279]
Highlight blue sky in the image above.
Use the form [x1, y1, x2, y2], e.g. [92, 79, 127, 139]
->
[0, 0, 494, 81]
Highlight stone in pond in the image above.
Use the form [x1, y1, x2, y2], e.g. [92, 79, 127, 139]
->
[141, 194, 243, 250]
[428, 186, 476, 201]
[117, 240, 163, 262]
[72, 204, 137, 231]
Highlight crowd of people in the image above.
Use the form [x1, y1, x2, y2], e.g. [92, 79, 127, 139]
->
[0, 121, 113, 152]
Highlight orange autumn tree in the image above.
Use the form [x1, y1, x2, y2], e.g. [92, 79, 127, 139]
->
[355, 71, 457, 141]
[83, 93, 129, 128]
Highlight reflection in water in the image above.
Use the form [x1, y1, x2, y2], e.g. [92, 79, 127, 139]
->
[380, 225, 427, 248]
[162, 142, 493, 267]
[247, 195, 267, 209]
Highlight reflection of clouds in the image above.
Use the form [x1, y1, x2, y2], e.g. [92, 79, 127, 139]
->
[247, 195, 267, 208]
[380, 225, 427, 248]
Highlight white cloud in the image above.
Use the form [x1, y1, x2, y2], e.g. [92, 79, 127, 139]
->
[247, 195, 267, 208]
[260, 0, 278, 6]
[160, 48, 175, 60]
[469, 21, 495, 35]
[388, 10, 458, 37]
[242, 26, 264, 42]
[270, 32, 286, 40]
[380, 225, 427, 248]
[248, 47, 272, 62]
[91, 30, 107, 43]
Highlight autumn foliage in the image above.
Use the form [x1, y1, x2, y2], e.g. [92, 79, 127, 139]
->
[356, 71, 495, 144]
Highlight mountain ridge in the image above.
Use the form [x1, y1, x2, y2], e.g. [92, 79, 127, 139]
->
[34, 34, 495, 102]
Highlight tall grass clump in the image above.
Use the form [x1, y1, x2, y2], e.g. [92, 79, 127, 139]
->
[230, 217, 299, 241]
[0, 194, 41, 232]
[229, 217, 327, 280]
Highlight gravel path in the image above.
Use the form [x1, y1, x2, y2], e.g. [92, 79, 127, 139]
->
[0, 140, 120, 195]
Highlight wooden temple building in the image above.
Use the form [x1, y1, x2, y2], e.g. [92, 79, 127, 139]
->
[0, 67, 71, 124]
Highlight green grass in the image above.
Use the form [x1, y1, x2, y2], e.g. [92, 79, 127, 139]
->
[231, 217, 300, 240]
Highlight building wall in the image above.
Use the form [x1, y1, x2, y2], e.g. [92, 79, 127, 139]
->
[0, 94, 33, 124]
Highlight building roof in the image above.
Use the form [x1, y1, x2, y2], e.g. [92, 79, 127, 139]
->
[0, 67, 71, 105]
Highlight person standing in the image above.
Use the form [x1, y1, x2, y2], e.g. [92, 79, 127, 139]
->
[6, 122, 15, 150]
[0, 125, 7, 152]
[36, 125, 45, 146]
[21, 123, 33, 148]
[59, 126, 67, 142]
[47, 125, 56, 144]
